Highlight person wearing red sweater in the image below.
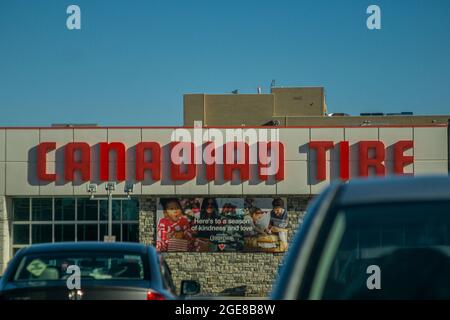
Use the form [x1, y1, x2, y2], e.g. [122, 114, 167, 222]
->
[157, 198, 193, 252]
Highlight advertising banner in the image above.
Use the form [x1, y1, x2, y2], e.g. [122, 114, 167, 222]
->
[156, 197, 288, 253]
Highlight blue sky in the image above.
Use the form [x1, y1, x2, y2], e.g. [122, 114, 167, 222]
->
[0, 0, 449, 126]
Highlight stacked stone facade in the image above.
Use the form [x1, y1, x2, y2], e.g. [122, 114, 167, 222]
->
[138, 196, 311, 297]
[0, 196, 9, 274]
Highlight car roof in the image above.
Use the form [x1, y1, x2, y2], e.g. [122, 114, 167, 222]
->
[19, 242, 150, 255]
[337, 175, 450, 206]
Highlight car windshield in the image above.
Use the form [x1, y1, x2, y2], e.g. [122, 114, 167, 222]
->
[12, 252, 147, 282]
[310, 200, 450, 299]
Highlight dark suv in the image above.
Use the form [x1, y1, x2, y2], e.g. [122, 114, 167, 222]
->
[272, 175, 450, 300]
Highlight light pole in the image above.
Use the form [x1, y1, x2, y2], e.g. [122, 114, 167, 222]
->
[87, 182, 134, 242]
[105, 182, 116, 240]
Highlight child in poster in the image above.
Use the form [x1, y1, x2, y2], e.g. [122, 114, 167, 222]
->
[156, 198, 194, 252]
[245, 207, 269, 236]
[243, 206, 280, 252]
[268, 198, 288, 250]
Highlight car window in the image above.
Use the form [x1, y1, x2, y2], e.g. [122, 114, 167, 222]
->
[160, 258, 176, 293]
[12, 252, 148, 282]
[306, 200, 450, 299]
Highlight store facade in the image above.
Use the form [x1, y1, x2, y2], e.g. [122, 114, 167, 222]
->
[0, 125, 448, 295]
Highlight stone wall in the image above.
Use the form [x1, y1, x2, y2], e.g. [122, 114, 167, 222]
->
[139, 197, 156, 246]
[0, 196, 9, 274]
[138, 196, 311, 297]
[163, 252, 284, 296]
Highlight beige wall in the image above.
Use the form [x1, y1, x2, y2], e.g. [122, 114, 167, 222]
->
[184, 87, 327, 126]
[0, 126, 447, 197]
[204, 94, 274, 126]
[183, 87, 449, 127]
[285, 115, 450, 126]
[183, 94, 205, 126]
[272, 87, 326, 116]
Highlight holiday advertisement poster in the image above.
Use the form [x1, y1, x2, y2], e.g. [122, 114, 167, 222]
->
[156, 197, 288, 252]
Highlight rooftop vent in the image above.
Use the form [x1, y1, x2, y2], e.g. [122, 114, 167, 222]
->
[328, 113, 349, 117]
[360, 113, 384, 116]
[386, 112, 414, 116]
[51, 123, 98, 127]
[262, 120, 281, 126]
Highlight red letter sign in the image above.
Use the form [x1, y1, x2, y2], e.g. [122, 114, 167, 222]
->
[339, 141, 350, 181]
[65, 142, 91, 181]
[136, 142, 161, 181]
[204, 141, 216, 181]
[99, 142, 126, 181]
[258, 141, 285, 181]
[394, 140, 414, 175]
[309, 141, 334, 181]
[359, 141, 386, 177]
[37, 142, 56, 181]
[170, 142, 196, 180]
[223, 142, 250, 181]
